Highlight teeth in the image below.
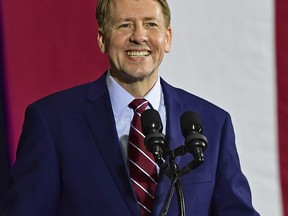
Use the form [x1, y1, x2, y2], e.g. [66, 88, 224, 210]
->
[127, 51, 150, 57]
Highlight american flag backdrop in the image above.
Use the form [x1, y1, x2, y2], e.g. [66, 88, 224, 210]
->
[0, 0, 287, 215]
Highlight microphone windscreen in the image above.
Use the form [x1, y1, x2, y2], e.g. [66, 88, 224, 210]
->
[180, 111, 202, 137]
[141, 109, 163, 135]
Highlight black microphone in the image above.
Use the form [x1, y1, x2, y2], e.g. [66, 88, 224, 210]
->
[180, 111, 208, 162]
[141, 109, 169, 172]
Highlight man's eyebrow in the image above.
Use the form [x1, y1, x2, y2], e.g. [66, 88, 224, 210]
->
[115, 16, 159, 22]
[143, 16, 158, 21]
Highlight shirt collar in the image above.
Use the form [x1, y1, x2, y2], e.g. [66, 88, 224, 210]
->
[106, 70, 162, 117]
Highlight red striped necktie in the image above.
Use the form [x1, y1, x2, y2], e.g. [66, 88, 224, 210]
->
[128, 99, 158, 216]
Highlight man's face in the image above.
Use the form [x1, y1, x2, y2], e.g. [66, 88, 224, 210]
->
[98, 0, 172, 84]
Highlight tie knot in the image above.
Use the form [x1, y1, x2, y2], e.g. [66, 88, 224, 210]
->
[129, 99, 149, 114]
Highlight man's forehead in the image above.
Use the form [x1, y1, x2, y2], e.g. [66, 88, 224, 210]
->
[109, 0, 162, 18]
[109, 0, 160, 10]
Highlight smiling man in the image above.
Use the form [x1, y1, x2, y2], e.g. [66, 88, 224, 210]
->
[5, 0, 259, 215]
[97, 0, 172, 98]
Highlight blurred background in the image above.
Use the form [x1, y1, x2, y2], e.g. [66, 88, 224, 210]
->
[1, 0, 287, 215]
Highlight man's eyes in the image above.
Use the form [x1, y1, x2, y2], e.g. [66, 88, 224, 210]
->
[117, 22, 159, 29]
[119, 23, 132, 28]
[146, 22, 158, 27]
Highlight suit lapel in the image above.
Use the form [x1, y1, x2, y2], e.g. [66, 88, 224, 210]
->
[82, 74, 139, 215]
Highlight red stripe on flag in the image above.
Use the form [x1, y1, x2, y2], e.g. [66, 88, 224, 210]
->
[275, 0, 288, 215]
[2, 0, 108, 162]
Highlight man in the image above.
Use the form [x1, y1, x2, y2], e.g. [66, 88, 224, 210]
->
[5, 0, 259, 215]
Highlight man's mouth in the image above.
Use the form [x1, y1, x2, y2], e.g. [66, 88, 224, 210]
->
[127, 50, 151, 57]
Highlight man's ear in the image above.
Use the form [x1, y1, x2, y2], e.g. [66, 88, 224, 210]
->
[164, 26, 172, 53]
[97, 28, 106, 53]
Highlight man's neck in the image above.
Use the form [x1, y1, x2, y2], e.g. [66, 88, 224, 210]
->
[110, 71, 159, 98]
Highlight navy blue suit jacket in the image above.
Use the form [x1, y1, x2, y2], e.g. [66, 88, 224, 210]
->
[6, 73, 259, 215]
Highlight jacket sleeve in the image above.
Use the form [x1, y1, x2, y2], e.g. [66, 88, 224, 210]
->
[5, 104, 60, 216]
[210, 113, 260, 216]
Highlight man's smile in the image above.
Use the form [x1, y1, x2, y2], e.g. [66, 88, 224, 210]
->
[126, 50, 151, 57]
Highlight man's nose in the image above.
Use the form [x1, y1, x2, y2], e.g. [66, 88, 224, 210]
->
[130, 25, 148, 44]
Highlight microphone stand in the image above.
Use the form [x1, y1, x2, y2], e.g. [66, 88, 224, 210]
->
[159, 149, 186, 216]
[159, 177, 176, 216]
[170, 159, 185, 216]
[159, 164, 185, 216]
[158, 145, 205, 216]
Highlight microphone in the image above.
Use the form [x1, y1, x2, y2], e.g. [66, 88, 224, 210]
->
[180, 111, 208, 162]
[141, 109, 169, 172]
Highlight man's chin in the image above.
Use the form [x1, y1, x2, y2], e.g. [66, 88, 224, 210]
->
[114, 69, 157, 84]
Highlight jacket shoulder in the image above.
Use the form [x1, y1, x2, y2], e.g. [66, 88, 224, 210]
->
[30, 73, 107, 110]
[160, 78, 228, 117]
